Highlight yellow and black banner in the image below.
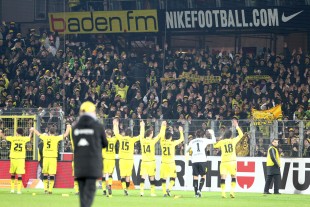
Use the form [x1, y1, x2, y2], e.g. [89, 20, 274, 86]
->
[160, 72, 221, 84]
[252, 105, 282, 126]
[245, 75, 271, 81]
[49, 10, 158, 34]
[180, 72, 221, 84]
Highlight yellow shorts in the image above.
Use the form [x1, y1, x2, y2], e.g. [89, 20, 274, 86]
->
[43, 157, 57, 175]
[160, 162, 176, 178]
[220, 161, 237, 176]
[103, 159, 115, 175]
[119, 159, 134, 177]
[140, 161, 156, 176]
[10, 159, 25, 175]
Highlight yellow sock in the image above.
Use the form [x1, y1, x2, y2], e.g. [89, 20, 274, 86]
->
[140, 183, 145, 194]
[74, 181, 79, 193]
[17, 179, 22, 193]
[162, 183, 166, 194]
[49, 177, 55, 192]
[151, 184, 155, 194]
[102, 180, 106, 191]
[108, 177, 113, 186]
[169, 180, 175, 190]
[10, 178, 15, 192]
[231, 181, 236, 194]
[221, 183, 226, 193]
[121, 181, 126, 190]
[43, 178, 48, 192]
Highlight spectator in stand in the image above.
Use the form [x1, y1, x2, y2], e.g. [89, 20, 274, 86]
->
[303, 139, 310, 157]
[0, 22, 310, 157]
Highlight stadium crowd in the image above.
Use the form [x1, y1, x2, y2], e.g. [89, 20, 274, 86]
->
[0, 21, 310, 158]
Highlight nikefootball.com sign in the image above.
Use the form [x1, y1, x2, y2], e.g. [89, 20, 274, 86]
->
[163, 8, 307, 31]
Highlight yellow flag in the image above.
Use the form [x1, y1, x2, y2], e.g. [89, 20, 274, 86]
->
[251, 105, 282, 125]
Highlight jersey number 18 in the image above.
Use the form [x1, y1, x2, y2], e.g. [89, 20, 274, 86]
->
[224, 144, 233, 153]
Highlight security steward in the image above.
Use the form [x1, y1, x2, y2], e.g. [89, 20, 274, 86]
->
[72, 101, 108, 207]
[263, 138, 281, 195]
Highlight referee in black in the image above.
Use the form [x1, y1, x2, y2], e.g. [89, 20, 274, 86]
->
[72, 101, 108, 207]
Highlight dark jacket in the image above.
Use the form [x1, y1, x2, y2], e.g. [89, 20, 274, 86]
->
[72, 114, 108, 178]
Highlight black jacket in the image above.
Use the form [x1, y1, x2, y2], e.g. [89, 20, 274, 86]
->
[72, 114, 108, 178]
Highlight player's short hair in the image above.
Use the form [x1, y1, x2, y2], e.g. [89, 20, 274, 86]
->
[105, 129, 112, 136]
[195, 129, 204, 138]
[165, 131, 172, 139]
[49, 126, 56, 134]
[145, 129, 153, 137]
[125, 128, 132, 136]
[16, 128, 24, 135]
[223, 129, 232, 139]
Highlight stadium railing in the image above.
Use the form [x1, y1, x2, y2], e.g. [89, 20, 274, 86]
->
[0, 108, 309, 159]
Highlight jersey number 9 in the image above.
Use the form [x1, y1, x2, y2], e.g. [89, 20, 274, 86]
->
[107, 143, 114, 152]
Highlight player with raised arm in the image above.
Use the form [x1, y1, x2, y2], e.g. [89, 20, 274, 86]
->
[113, 119, 142, 196]
[30, 125, 71, 194]
[213, 118, 243, 198]
[0, 128, 33, 194]
[160, 125, 184, 197]
[187, 129, 216, 197]
[102, 128, 118, 197]
[139, 120, 166, 197]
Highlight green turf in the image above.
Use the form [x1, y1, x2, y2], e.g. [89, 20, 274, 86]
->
[0, 188, 309, 207]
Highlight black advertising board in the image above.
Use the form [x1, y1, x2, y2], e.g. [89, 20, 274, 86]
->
[158, 7, 310, 33]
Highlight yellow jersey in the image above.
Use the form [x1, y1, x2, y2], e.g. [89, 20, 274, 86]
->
[213, 126, 243, 162]
[39, 134, 63, 158]
[102, 136, 118, 160]
[114, 85, 129, 100]
[140, 126, 166, 162]
[7, 136, 30, 159]
[160, 131, 184, 163]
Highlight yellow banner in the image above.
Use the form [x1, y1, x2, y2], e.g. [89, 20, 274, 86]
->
[49, 10, 158, 34]
[180, 72, 221, 84]
[245, 75, 271, 81]
[252, 105, 282, 126]
[160, 73, 221, 84]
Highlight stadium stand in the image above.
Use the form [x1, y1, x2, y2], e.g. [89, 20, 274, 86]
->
[0, 0, 310, 160]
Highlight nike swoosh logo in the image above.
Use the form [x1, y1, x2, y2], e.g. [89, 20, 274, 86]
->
[282, 10, 303, 22]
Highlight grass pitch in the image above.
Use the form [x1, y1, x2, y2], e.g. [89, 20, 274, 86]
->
[0, 188, 309, 207]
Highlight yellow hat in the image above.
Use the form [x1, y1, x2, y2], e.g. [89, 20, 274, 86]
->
[80, 101, 96, 113]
